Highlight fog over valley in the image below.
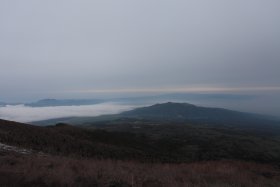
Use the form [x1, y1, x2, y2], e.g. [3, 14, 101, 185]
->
[0, 103, 137, 123]
[1, 91, 280, 123]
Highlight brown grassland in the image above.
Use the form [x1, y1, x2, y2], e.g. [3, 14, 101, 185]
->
[0, 151, 279, 187]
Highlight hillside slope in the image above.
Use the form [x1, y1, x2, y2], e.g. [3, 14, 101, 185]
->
[1, 118, 280, 186]
[1, 119, 280, 163]
[0, 119, 155, 160]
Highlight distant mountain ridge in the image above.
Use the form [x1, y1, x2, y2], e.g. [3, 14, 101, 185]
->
[121, 102, 265, 122]
[116, 102, 279, 130]
[25, 98, 104, 107]
[1, 93, 255, 107]
[0, 101, 21, 106]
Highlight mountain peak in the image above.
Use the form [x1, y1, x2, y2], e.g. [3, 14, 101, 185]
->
[121, 102, 265, 124]
[153, 102, 196, 107]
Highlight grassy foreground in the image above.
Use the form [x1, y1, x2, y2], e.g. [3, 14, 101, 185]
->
[0, 151, 279, 187]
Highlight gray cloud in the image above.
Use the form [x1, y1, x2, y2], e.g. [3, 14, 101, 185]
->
[0, 0, 280, 113]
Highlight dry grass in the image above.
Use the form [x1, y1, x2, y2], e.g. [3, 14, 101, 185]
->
[0, 152, 279, 187]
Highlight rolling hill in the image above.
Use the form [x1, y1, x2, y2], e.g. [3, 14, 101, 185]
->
[1, 117, 280, 163]
[121, 102, 261, 121]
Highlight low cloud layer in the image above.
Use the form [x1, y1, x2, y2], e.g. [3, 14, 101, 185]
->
[1, 91, 280, 123]
[0, 103, 136, 123]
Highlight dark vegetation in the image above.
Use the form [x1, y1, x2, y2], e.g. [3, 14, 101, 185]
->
[0, 119, 153, 160]
[1, 118, 280, 163]
[0, 151, 280, 187]
[84, 122, 280, 163]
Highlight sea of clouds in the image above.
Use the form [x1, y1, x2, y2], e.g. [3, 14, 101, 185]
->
[0, 103, 137, 123]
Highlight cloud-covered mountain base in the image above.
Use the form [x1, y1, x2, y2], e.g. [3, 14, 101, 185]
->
[0, 103, 136, 123]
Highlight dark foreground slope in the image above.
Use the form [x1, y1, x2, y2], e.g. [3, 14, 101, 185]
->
[1, 119, 280, 186]
[0, 119, 158, 160]
[1, 119, 280, 163]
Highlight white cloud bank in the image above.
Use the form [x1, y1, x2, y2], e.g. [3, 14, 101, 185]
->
[0, 103, 137, 123]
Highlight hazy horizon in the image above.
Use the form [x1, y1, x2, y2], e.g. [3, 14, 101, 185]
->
[1, 0, 280, 116]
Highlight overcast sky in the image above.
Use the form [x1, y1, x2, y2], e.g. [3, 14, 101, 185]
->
[0, 0, 280, 102]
